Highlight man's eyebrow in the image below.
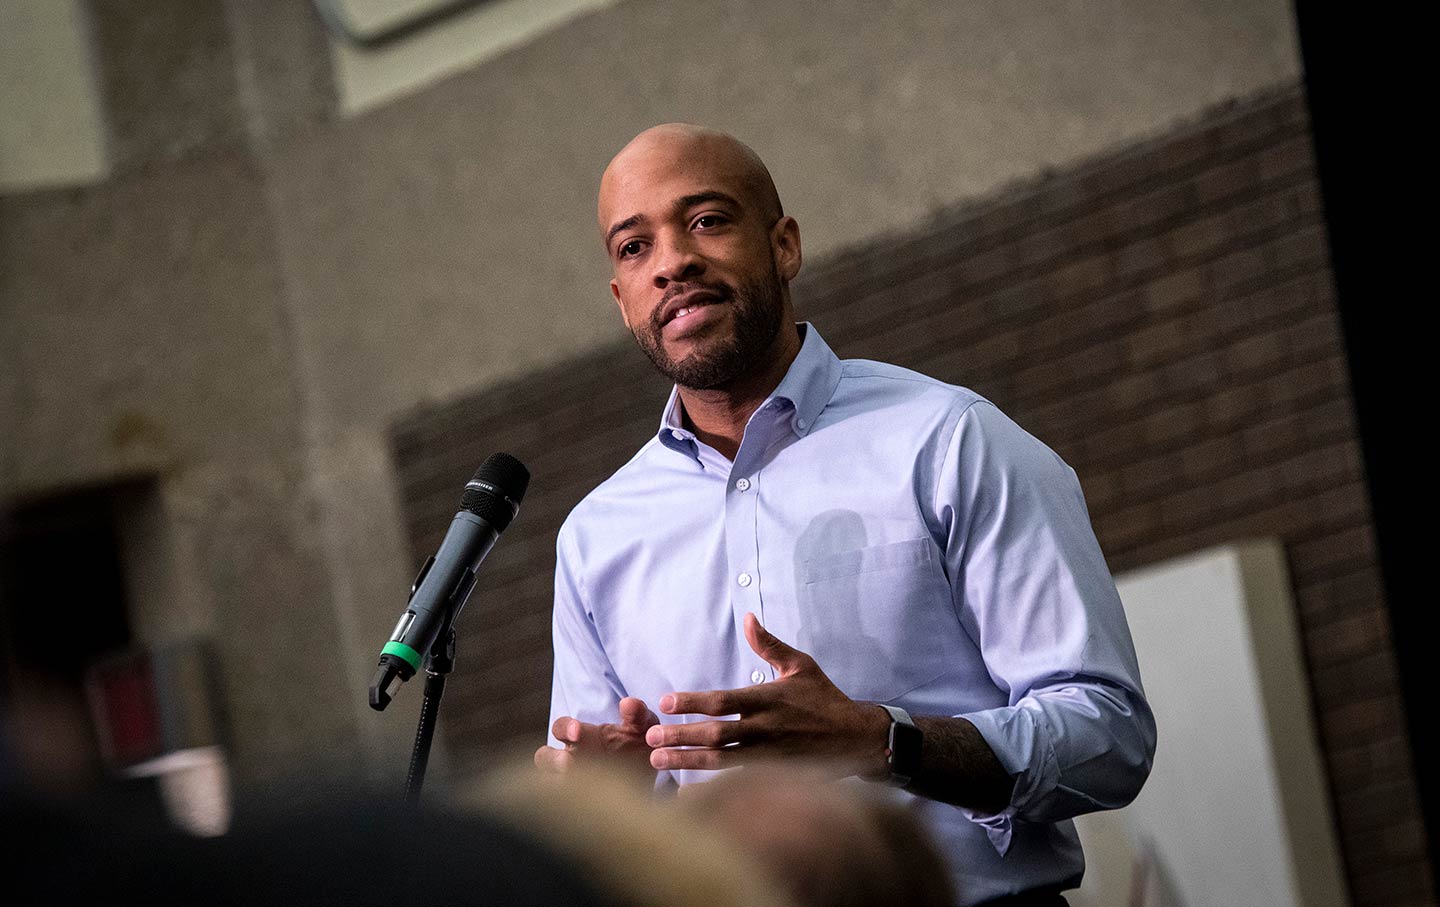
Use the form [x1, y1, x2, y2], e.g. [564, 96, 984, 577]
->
[674, 190, 741, 211]
[605, 214, 645, 249]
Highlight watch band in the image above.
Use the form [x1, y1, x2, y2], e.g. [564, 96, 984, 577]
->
[877, 704, 923, 786]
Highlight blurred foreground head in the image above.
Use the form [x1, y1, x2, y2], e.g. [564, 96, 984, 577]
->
[678, 765, 958, 907]
[470, 759, 954, 907]
[469, 759, 794, 907]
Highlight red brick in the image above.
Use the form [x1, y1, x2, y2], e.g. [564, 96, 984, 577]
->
[1303, 397, 1359, 443]
[1078, 468, 1121, 510]
[1046, 254, 1112, 300]
[1111, 235, 1170, 279]
[958, 243, 1016, 285]
[1289, 311, 1344, 358]
[1094, 499, 1164, 552]
[1241, 409, 1307, 457]
[1140, 399, 1204, 446]
[1296, 565, 1383, 621]
[1142, 266, 1207, 312]
[1292, 178, 1326, 217]
[1268, 220, 1332, 271]
[1163, 214, 1232, 264]
[1328, 734, 1419, 791]
[1118, 454, 1183, 499]
[1109, 182, 1195, 232]
[1227, 191, 1294, 236]
[1124, 319, 1191, 367]
[1268, 355, 1350, 409]
[1159, 349, 1223, 395]
[1258, 133, 1319, 183]
[1193, 153, 1263, 205]
[1275, 92, 1314, 131]
[1305, 607, 1394, 667]
[1322, 696, 1406, 748]
[1311, 650, 1400, 704]
[1290, 524, 1379, 581]
[1216, 270, 1330, 335]
[1209, 245, 1271, 291]
[1201, 380, 1270, 427]
[1154, 125, 1219, 173]
[1177, 433, 1244, 481]
[1225, 328, 1290, 374]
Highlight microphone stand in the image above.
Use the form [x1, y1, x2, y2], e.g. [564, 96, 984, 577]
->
[404, 623, 457, 803]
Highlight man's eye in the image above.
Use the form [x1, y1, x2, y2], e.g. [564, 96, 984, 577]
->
[618, 240, 645, 258]
[693, 214, 726, 229]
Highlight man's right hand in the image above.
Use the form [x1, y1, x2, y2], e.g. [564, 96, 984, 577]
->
[534, 696, 659, 775]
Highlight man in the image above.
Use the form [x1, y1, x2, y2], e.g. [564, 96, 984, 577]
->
[535, 124, 1156, 905]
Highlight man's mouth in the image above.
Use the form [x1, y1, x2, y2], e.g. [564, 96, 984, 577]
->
[659, 287, 727, 327]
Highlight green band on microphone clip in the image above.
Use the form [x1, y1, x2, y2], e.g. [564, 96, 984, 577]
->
[382, 641, 422, 672]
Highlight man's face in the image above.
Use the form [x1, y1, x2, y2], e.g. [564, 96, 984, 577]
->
[598, 129, 800, 390]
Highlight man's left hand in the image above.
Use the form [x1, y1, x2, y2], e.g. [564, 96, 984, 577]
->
[645, 612, 891, 776]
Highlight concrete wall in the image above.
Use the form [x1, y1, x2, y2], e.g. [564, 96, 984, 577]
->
[1, 0, 1302, 787]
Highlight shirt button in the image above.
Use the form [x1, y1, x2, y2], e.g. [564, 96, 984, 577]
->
[670, 429, 685, 440]
[737, 572, 752, 587]
[796, 418, 808, 430]
[751, 670, 766, 684]
[735, 478, 751, 491]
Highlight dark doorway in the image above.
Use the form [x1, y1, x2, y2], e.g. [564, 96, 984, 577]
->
[0, 483, 137, 789]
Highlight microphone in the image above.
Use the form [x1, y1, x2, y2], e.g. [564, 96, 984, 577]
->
[369, 452, 530, 711]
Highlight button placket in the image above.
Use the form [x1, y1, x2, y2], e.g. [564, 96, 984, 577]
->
[727, 425, 774, 689]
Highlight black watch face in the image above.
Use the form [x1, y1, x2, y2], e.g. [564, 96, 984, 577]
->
[891, 720, 923, 778]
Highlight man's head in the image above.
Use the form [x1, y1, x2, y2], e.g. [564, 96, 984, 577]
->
[598, 124, 801, 390]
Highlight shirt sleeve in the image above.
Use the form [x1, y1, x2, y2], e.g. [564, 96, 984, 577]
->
[935, 400, 1156, 854]
[546, 518, 628, 749]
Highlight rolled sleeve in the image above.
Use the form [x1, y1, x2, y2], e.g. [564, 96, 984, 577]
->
[937, 401, 1156, 851]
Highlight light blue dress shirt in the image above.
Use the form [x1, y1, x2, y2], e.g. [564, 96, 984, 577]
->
[548, 324, 1155, 903]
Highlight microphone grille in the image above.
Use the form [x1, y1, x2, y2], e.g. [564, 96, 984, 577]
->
[460, 453, 531, 530]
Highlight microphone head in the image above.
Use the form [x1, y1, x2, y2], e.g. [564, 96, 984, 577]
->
[460, 453, 530, 531]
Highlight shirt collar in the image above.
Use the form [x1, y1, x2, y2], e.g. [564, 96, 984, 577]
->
[655, 322, 843, 458]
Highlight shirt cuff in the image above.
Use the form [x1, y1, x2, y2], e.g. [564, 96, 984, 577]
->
[955, 703, 1060, 856]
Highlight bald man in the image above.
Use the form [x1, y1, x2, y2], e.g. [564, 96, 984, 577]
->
[536, 125, 1156, 906]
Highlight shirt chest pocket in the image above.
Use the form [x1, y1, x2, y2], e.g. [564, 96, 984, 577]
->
[795, 537, 963, 703]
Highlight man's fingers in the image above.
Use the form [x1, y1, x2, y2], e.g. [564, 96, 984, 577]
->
[551, 715, 577, 743]
[617, 696, 659, 730]
[649, 746, 742, 772]
[551, 715, 623, 750]
[551, 715, 596, 746]
[534, 745, 573, 774]
[743, 611, 809, 673]
[644, 718, 746, 749]
[660, 685, 770, 717]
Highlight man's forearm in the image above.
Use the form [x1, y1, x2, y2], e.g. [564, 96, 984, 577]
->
[905, 716, 1015, 813]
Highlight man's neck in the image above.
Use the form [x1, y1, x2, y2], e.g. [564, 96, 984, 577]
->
[677, 324, 803, 461]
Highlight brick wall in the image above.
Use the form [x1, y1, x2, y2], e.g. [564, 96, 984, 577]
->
[390, 85, 1432, 905]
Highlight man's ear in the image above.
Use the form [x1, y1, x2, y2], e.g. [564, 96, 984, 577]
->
[610, 279, 631, 330]
[772, 216, 802, 282]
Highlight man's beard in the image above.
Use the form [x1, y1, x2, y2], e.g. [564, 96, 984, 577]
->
[630, 270, 786, 390]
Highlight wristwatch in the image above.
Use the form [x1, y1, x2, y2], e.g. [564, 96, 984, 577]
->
[877, 704, 923, 786]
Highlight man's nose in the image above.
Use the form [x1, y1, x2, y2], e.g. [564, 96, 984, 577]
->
[652, 234, 705, 287]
